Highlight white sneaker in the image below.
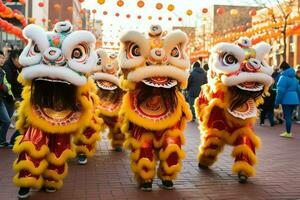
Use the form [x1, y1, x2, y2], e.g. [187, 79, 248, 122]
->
[9, 123, 15, 129]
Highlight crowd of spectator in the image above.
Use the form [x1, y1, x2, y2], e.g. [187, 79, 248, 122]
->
[0, 45, 22, 148]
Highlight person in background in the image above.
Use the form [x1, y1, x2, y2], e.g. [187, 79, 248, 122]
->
[272, 67, 281, 84]
[2, 49, 23, 146]
[3, 49, 23, 103]
[295, 65, 300, 123]
[202, 63, 209, 72]
[275, 61, 300, 138]
[259, 83, 276, 127]
[187, 61, 207, 121]
[0, 50, 12, 147]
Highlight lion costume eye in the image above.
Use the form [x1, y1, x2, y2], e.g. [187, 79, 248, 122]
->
[71, 43, 89, 63]
[222, 53, 238, 66]
[29, 43, 41, 56]
[171, 46, 180, 58]
[97, 58, 102, 66]
[128, 43, 141, 58]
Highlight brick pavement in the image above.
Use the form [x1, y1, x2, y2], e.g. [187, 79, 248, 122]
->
[1, 122, 300, 200]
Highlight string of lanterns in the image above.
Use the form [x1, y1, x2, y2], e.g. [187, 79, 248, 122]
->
[0, 1, 27, 27]
[0, 18, 24, 41]
[0, 0, 26, 42]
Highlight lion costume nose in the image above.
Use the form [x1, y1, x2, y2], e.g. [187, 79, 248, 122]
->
[149, 48, 168, 63]
[242, 58, 261, 72]
[43, 47, 65, 64]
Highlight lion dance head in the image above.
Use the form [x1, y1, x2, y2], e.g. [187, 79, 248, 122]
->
[119, 24, 190, 88]
[208, 37, 273, 119]
[19, 21, 97, 111]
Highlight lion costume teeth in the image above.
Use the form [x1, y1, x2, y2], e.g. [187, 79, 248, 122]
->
[195, 37, 273, 183]
[118, 25, 192, 188]
[90, 49, 125, 150]
[13, 21, 100, 191]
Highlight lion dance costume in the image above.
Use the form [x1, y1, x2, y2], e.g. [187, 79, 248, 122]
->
[12, 21, 98, 198]
[119, 25, 192, 191]
[90, 49, 125, 151]
[195, 37, 273, 183]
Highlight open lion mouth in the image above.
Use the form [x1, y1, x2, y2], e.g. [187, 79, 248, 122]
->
[96, 80, 118, 90]
[36, 77, 71, 85]
[229, 86, 264, 115]
[237, 82, 264, 92]
[142, 77, 178, 88]
[31, 78, 79, 111]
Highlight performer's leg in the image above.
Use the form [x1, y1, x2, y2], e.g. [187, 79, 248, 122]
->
[198, 129, 225, 168]
[109, 126, 125, 152]
[157, 129, 185, 190]
[129, 134, 156, 191]
[12, 126, 49, 198]
[232, 133, 259, 183]
[74, 126, 100, 165]
[44, 134, 75, 191]
[43, 163, 67, 192]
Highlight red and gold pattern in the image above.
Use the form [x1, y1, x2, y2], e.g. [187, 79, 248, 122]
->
[118, 25, 192, 186]
[91, 49, 125, 150]
[195, 83, 261, 178]
[13, 78, 96, 189]
[195, 38, 273, 182]
[98, 91, 124, 150]
[120, 89, 192, 183]
[73, 82, 103, 158]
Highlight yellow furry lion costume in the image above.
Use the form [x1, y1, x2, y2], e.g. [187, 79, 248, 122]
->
[118, 25, 192, 191]
[195, 37, 273, 183]
[12, 21, 98, 198]
[90, 49, 125, 151]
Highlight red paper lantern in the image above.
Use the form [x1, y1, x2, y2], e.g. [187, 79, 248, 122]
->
[202, 8, 208, 14]
[92, 9, 97, 14]
[137, 15, 142, 19]
[42, 18, 46, 23]
[178, 17, 182, 22]
[249, 9, 257, 16]
[126, 14, 131, 18]
[38, 2, 44, 7]
[67, 6, 73, 13]
[117, 0, 124, 7]
[137, 1, 144, 8]
[158, 16, 162, 20]
[54, 4, 61, 11]
[80, 9, 86, 14]
[79, 0, 84, 3]
[168, 17, 172, 21]
[115, 12, 120, 17]
[156, 3, 163, 10]
[103, 11, 108, 15]
[216, 7, 225, 15]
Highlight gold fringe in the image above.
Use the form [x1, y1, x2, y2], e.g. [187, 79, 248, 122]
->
[43, 164, 68, 180]
[46, 149, 76, 166]
[232, 144, 257, 165]
[131, 158, 156, 180]
[13, 159, 48, 175]
[75, 144, 97, 158]
[232, 161, 255, 177]
[13, 174, 43, 189]
[13, 136, 49, 159]
[43, 179, 63, 189]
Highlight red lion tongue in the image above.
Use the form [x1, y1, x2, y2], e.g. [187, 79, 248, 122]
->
[150, 77, 169, 83]
[242, 82, 256, 88]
